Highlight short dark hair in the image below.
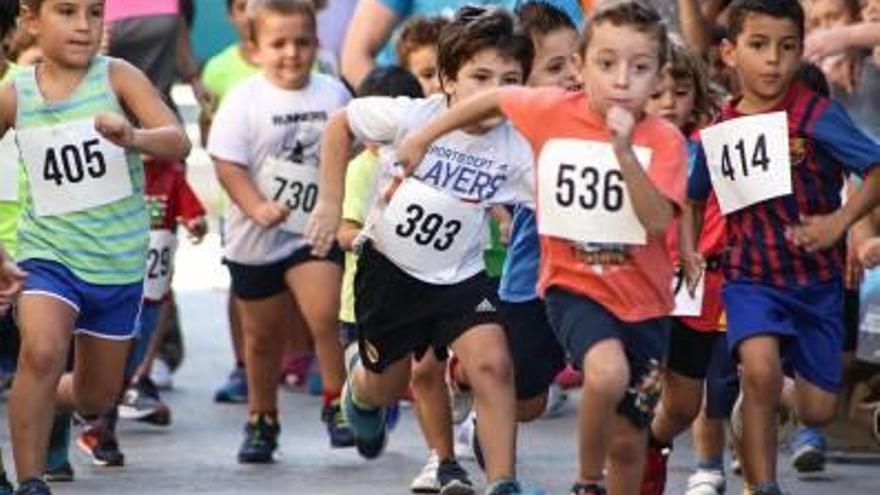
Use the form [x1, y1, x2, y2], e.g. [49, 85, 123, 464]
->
[795, 62, 830, 97]
[247, 0, 317, 43]
[727, 0, 805, 42]
[515, 1, 576, 38]
[437, 6, 534, 85]
[358, 65, 424, 98]
[395, 16, 449, 69]
[0, 0, 19, 39]
[582, 0, 668, 68]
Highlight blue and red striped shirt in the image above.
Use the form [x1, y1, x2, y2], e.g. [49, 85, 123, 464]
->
[689, 82, 880, 288]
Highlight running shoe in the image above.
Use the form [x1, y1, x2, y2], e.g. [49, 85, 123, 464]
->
[640, 440, 671, 495]
[790, 427, 826, 473]
[454, 411, 476, 461]
[119, 376, 171, 426]
[437, 458, 474, 495]
[685, 469, 725, 495]
[46, 411, 73, 481]
[471, 416, 485, 472]
[150, 358, 174, 390]
[484, 479, 523, 495]
[341, 379, 387, 460]
[542, 383, 568, 419]
[76, 412, 124, 467]
[215, 366, 248, 404]
[411, 450, 440, 494]
[570, 483, 607, 495]
[281, 353, 313, 390]
[14, 479, 50, 495]
[43, 462, 74, 483]
[0, 472, 12, 495]
[447, 356, 473, 425]
[237, 414, 280, 464]
[322, 400, 355, 448]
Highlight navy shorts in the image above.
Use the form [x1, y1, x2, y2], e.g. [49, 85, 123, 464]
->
[501, 298, 566, 400]
[723, 277, 844, 393]
[226, 244, 343, 301]
[704, 332, 739, 419]
[544, 288, 669, 428]
[20, 259, 143, 340]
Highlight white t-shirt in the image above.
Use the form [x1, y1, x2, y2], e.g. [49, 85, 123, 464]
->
[348, 94, 534, 284]
[208, 73, 351, 265]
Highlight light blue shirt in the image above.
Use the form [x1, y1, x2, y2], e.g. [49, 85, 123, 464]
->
[499, 205, 541, 303]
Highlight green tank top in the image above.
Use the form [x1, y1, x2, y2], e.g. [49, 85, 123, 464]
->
[15, 56, 148, 284]
[0, 62, 23, 257]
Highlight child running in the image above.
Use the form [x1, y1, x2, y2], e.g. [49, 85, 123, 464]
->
[393, 2, 688, 493]
[207, 0, 352, 463]
[686, 1, 880, 493]
[308, 6, 535, 494]
[0, 0, 191, 494]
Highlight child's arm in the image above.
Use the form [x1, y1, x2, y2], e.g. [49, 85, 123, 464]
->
[606, 106, 675, 235]
[805, 22, 880, 61]
[215, 159, 288, 228]
[104, 60, 191, 161]
[681, 199, 707, 293]
[0, 244, 26, 315]
[337, 220, 362, 252]
[0, 83, 15, 140]
[173, 169, 209, 243]
[856, 208, 880, 268]
[307, 109, 357, 256]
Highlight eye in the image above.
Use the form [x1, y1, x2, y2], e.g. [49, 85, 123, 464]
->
[782, 40, 800, 52]
[501, 75, 522, 85]
[748, 40, 766, 50]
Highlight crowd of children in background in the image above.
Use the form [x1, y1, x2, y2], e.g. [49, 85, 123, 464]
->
[1, 0, 880, 495]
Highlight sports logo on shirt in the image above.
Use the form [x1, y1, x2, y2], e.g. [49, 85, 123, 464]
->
[789, 137, 808, 166]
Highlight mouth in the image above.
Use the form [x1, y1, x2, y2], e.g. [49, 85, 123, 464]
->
[759, 73, 782, 84]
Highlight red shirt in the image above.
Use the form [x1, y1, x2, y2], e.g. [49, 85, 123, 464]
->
[145, 160, 205, 231]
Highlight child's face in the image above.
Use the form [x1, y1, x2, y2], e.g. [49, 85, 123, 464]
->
[645, 69, 696, 131]
[861, 0, 880, 21]
[405, 45, 441, 96]
[580, 22, 662, 116]
[23, 0, 103, 69]
[722, 13, 802, 106]
[807, 0, 855, 32]
[229, 0, 250, 41]
[253, 11, 318, 89]
[444, 47, 524, 130]
[528, 27, 581, 90]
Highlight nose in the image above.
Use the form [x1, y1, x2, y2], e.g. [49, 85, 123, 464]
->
[767, 43, 781, 65]
[613, 63, 630, 88]
[660, 90, 676, 109]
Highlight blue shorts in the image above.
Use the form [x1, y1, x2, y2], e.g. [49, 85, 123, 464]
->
[544, 288, 669, 428]
[723, 277, 844, 393]
[127, 301, 163, 376]
[20, 259, 143, 340]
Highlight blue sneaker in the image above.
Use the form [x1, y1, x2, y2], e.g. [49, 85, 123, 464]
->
[215, 367, 248, 404]
[341, 380, 387, 460]
[386, 401, 401, 431]
[14, 479, 50, 495]
[237, 414, 280, 464]
[791, 427, 826, 473]
[484, 478, 523, 495]
[322, 400, 355, 448]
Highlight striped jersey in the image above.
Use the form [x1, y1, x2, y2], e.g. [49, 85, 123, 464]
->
[689, 82, 880, 287]
[14, 56, 148, 285]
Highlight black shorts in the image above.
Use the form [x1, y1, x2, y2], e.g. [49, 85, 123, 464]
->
[501, 299, 566, 400]
[667, 319, 723, 380]
[544, 287, 669, 428]
[354, 243, 502, 374]
[226, 244, 343, 301]
[844, 288, 859, 352]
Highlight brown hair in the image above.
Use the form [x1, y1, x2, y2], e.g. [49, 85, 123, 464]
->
[437, 6, 533, 85]
[581, 0, 668, 68]
[665, 35, 717, 132]
[396, 16, 449, 69]
[247, 0, 317, 43]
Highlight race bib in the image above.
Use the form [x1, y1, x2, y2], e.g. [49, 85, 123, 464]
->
[17, 118, 132, 216]
[700, 112, 791, 215]
[143, 230, 177, 300]
[373, 179, 485, 280]
[537, 139, 651, 245]
[671, 268, 706, 317]
[0, 131, 19, 202]
[258, 156, 319, 235]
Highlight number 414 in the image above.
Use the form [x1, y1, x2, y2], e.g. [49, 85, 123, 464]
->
[720, 134, 770, 181]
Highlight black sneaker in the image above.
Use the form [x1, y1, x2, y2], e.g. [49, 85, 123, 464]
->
[14, 479, 50, 495]
[237, 414, 280, 464]
[75, 412, 124, 467]
[321, 400, 355, 448]
[119, 376, 171, 426]
[44, 461, 74, 483]
[571, 482, 607, 495]
[437, 459, 474, 495]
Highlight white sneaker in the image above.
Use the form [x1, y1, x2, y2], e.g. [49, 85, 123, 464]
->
[447, 356, 473, 425]
[150, 359, 174, 390]
[411, 450, 440, 493]
[541, 383, 568, 419]
[454, 411, 476, 460]
[685, 469, 726, 495]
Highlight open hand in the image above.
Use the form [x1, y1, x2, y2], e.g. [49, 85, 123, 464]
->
[0, 251, 27, 315]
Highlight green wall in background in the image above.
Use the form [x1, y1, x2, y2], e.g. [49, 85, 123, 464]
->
[191, 1, 237, 65]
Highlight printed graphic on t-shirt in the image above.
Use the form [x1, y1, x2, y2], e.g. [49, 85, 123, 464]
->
[416, 142, 512, 203]
[272, 111, 327, 167]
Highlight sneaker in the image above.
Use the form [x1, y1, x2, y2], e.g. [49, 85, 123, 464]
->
[437, 458, 473, 495]
[555, 365, 583, 390]
[859, 387, 880, 410]
[685, 469, 726, 495]
[215, 367, 248, 404]
[322, 400, 355, 448]
[872, 405, 880, 445]
[484, 479, 522, 495]
[471, 416, 485, 472]
[281, 353, 313, 389]
[0, 472, 12, 495]
[749, 482, 783, 495]
[14, 479, 50, 495]
[640, 440, 671, 495]
[454, 412, 475, 461]
[790, 427, 826, 473]
[76, 413, 124, 467]
[43, 462, 74, 483]
[571, 483, 607, 495]
[341, 380, 387, 460]
[541, 383, 568, 419]
[447, 356, 473, 425]
[119, 377, 171, 426]
[150, 358, 174, 390]
[386, 401, 401, 431]
[237, 414, 280, 464]
[411, 450, 440, 494]
[45, 411, 73, 482]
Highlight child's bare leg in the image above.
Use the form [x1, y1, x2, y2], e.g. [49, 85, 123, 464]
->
[738, 336, 784, 485]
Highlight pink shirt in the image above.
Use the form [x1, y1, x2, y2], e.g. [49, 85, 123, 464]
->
[104, 0, 179, 23]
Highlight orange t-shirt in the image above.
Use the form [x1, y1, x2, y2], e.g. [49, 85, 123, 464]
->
[499, 87, 688, 322]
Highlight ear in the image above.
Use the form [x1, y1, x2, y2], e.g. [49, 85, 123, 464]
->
[719, 39, 737, 70]
[439, 72, 455, 100]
